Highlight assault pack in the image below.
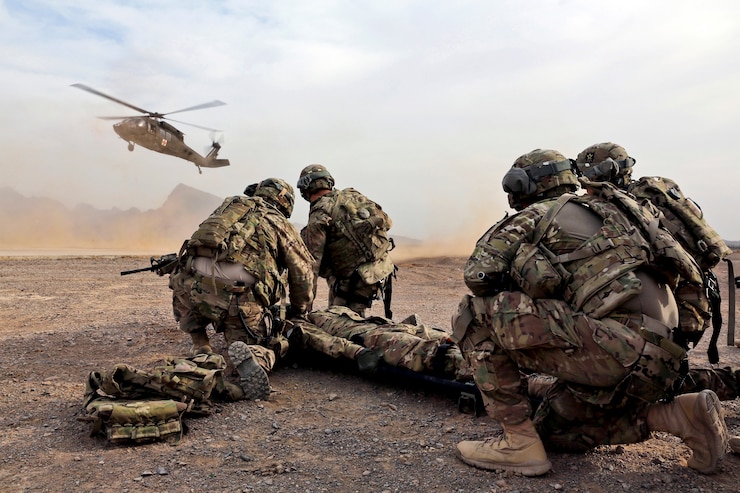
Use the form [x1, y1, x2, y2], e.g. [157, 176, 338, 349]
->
[325, 188, 395, 280]
[627, 176, 731, 271]
[186, 195, 258, 262]
[628, 176, 734, 358]
[80, 354, 242, 444]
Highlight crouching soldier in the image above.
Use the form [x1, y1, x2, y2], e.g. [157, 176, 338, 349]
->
[169, 178, 314, 400]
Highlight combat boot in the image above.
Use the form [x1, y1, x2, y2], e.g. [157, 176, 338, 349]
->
[189, 328, 213, 356]
[399, 313, 422, 325]
[228, 341, 271, 400]
[646, 389, 728, 473]
[455, 419, 552, 476]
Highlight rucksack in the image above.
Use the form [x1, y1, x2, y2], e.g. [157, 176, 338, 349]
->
[326, 188, 393, 279]
[187, 195, 257, 262]
[627, 176, 731, 271]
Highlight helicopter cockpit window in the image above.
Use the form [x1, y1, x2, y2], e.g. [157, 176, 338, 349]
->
[136, 119, 146, 128]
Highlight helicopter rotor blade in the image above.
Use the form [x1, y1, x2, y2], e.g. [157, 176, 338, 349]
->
[164, 100, 226, 116]
[71, 83, 152, 115]
[165, 117, 222, 133]
[97, 116, 143, 120]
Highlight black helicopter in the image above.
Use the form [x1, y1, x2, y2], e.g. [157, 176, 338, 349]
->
[72, 83, 230, 173]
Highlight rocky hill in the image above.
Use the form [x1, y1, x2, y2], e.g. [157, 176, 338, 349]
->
[0, 185, 421, 253]
[0, 184, 223, 252]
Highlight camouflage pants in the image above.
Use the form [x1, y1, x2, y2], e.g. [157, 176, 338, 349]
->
[327, 275, 381, 317]
[680, 366, 740, 401]
[306, 306, 470, 380]
[295, 321, 365, 360]
[170, 269, 282, 373]
[455, 291, 684, 449]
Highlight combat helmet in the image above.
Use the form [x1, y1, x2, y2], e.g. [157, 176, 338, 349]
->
[575, 142, 636, 188]
[254, 178, 295, 218]
[501, 149, 579, 210]
[297, 164, 335, 201]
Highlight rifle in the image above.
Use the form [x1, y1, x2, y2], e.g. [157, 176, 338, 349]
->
[121, 253, 178, 276]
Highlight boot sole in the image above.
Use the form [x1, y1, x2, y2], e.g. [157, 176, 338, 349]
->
[454, 446, 552, 477]
[228, 341, 271, 401]
[689, 390, 728, 473]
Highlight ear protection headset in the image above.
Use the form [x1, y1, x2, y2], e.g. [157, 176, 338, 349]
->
[501, 159, 574, 194]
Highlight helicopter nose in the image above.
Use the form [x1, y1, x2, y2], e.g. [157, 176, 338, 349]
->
[113, 121, 125, 138]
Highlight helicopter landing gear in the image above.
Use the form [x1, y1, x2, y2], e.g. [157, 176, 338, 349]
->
[197, 165, 202, 175]
[127, 142, 135, 152]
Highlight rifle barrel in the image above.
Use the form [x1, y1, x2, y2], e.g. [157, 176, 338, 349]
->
[120, 266, 154, 276]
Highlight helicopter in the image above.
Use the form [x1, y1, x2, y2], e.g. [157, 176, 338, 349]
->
[72, 83, 230, 173]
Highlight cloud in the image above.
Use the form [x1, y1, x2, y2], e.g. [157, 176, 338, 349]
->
[1, 0, 738, 243]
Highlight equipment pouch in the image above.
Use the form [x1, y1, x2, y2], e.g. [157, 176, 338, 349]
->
[451, 294, 475, 343]
[510, 243, 563, 299]
[84, 399, 186, 443]
[590, 317, 643, 369]
[356, 255, 395, 285]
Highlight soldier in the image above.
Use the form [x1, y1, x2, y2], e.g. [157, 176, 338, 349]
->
[574, 142, 737, 399]
[292, 306, 471, 381]
[168, 178, 314, 400]
[451, 149, 728, 476]
[297, 164, 396, 317]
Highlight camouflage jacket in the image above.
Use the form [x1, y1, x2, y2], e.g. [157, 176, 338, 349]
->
[249, 199, 314, 312]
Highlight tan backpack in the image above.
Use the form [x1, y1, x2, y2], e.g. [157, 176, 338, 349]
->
[627, 176, 731, 270]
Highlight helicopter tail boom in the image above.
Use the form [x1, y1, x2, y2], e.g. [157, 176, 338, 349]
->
[195, 141, 230, 169]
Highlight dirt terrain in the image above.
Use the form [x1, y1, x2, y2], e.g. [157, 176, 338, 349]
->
[1, 252, 739, 493]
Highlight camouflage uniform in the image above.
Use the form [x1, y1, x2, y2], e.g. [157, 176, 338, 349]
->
[294, 306, 471, 380]
[454, 177, 703, 450]
[298, 165, 395, 317]
[576, 142, 736, 399]
[170, 192, 314, 375]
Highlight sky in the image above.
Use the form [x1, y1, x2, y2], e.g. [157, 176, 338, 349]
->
[1, 0, 739, 249]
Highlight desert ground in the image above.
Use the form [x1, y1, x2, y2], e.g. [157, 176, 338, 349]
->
[1, 251, 739, 493]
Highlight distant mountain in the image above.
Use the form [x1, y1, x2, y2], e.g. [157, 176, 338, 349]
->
[0, 184, 223, 252]
[0, 185, 422, 253]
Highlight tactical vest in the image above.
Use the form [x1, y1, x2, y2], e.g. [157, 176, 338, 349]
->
[512, 189, 700, 322]
[627, 176, 731, 271]
[81, 354, 242, 443]
[325, 188, 393, 279]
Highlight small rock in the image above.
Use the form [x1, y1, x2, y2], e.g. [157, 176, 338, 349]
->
[156, 467, 168, 475]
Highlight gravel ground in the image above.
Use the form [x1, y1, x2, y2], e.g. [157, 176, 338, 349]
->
[0, 253, 739, 492]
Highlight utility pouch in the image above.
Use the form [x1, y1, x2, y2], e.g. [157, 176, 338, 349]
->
[83, 399, 187, 443]
[510, 243, 563, 298]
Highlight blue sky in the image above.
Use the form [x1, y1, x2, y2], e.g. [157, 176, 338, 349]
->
[1, 0, 739, 248]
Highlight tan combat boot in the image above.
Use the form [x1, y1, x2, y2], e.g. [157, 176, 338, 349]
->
[189, 328, 213, 356]
[455, 418, 552, 476]
[646, 389, 728, 473]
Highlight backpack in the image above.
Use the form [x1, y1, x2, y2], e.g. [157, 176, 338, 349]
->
[187, 196, 257, 262]
[326, 188, 393, 279]
[627, 176, 731, 271]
